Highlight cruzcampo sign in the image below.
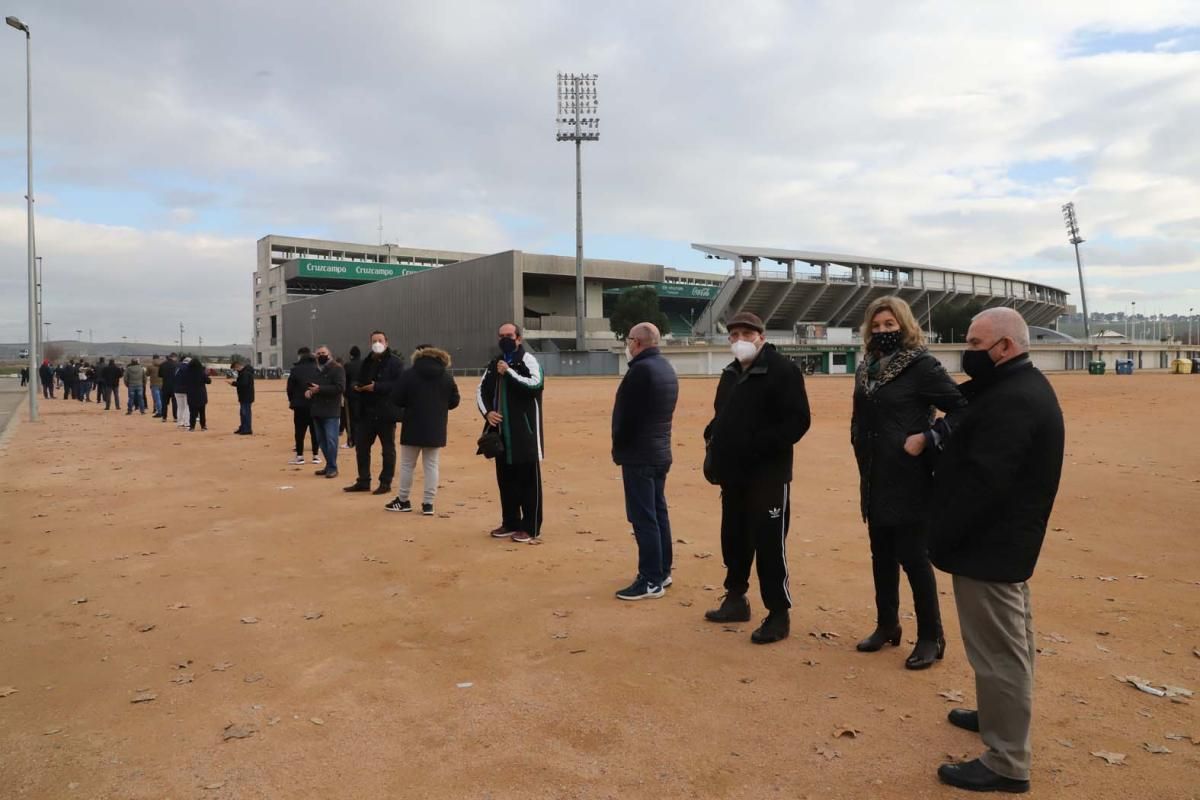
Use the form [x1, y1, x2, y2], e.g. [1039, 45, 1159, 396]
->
[603, 282, 720, 300]
[293, 259, 434, 282]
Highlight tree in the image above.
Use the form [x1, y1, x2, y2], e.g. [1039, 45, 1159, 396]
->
[931, 300, 983, 344]
[609, 286, 671, 341]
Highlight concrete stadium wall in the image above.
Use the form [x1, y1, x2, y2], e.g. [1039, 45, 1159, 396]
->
[282, 251, 521, 370]
[652, 344, 1200, 377]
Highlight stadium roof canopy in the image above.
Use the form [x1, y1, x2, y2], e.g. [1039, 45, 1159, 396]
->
[688, 243, 1070, 331]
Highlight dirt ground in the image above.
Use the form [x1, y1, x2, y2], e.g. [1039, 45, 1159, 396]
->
[0, 373, 1197, 799]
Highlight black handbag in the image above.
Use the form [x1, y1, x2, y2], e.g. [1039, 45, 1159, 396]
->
[476, 425, 504, 459]
[702, 438, 718, 485]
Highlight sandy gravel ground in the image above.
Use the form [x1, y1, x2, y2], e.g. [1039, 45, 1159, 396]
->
[0, 373, 1197, 799]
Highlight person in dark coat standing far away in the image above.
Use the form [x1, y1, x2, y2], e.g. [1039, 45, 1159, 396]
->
[185, 356, 211, 431]
[476, 322, 544, 544]
[384, 344, 460, 515]
[851, 296, 965, 670]
[611, 322, 679, 601]
[230, 357, 255, 434]
[702, 312, 811, 644]
[344, 331, 404, 495]
[929, 307, 1064, 795]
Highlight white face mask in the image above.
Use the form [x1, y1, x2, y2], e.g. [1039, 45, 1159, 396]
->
[371, 342, 386, 355]
[624, 345, 633, 362]
[731, 339, 759, 363]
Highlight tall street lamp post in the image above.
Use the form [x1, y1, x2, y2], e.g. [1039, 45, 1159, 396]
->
[8, 14, 38, 420]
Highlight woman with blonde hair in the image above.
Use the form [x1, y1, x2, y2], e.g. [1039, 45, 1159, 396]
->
[851, 295, 965, 669]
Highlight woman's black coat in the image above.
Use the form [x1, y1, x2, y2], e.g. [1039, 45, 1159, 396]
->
[851, 349, 965, 526]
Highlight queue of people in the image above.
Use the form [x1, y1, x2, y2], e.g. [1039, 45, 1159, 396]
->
[32, 300, 1062, 793]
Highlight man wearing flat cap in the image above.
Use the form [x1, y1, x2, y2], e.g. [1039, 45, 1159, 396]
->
[702, 312, 811, 644]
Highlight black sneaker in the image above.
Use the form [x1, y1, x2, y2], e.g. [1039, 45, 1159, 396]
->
[615, 578, 664, 601]
[384, 498, 411, 513]
[750, 611, 790, 644]
[372, 484, 392, 496]
[421, 503, 434, 516]
[343, 483, 371, 493]
[704, 593, 751, 623]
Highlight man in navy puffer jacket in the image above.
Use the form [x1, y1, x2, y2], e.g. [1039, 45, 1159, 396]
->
[611, 322, 679, 601]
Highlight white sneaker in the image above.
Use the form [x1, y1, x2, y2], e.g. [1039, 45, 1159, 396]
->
[289, 455, 305, 465]
[312, 454, 322, 465]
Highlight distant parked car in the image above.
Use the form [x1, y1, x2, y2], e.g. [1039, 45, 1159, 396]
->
[18, 349, 29, 359]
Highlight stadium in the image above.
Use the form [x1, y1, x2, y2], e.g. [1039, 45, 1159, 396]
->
[254, 235, 1192, 376]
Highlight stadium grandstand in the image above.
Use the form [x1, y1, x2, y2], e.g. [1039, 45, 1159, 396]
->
[689, 244, 1069, 336]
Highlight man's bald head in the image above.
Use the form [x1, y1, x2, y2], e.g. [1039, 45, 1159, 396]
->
[629, 323, 661, 346]
[972, 308, 1030, 351]
[966, 307, 1029, 367]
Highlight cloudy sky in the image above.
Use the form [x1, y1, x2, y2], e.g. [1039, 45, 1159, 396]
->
[2, 1, 1198, 344]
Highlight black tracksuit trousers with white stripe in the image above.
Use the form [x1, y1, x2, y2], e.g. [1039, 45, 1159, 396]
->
[496, 459, 542, 538]
[720, 481, 792, 612]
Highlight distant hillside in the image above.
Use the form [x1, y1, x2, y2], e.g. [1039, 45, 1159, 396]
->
[0, 341, 252, 360]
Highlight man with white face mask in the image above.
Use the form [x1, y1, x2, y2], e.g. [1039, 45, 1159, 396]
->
[344, 331, 404, 495]
[702, 312, 811, 644]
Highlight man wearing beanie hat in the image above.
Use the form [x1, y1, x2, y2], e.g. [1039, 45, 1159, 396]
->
[702, 311, 811, 644]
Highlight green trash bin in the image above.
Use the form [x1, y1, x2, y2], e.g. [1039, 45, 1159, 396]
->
[1088, 360, 1106, 375]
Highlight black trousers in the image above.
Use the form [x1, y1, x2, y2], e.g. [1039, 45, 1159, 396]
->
[293, 408, 317, 455]
[354, 416, 396, 486]
[495, 459, 543, 537]
[162, 391, 177, 422]
[161, 391, 177, 420]
[720, 481, 792, 612]
[868, 521, 942, 641]
[189, 402, 207, 430]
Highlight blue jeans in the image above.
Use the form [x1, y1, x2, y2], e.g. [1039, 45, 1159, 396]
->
[314, 415, 339, 470]
[128, 387, 145, 413]
[622, 463, 672, 585]
[151, 386, 162, 415]
[239, 401, 253, 433]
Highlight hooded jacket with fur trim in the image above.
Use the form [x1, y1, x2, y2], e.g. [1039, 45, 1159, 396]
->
[390, 347, 461, 447]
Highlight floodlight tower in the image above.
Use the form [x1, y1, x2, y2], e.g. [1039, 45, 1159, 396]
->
[1061, 202, 1091, 343]
[556, 72, 599, 352]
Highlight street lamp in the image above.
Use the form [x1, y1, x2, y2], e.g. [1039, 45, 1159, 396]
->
[1061, 202, 1091, 344]
[1190, 307, 1195, 347]
[309, 307, 317, 350]
[8, 15, 38, 421]
[1131, 301, 1136, 341]
[557, 72, 600, 352]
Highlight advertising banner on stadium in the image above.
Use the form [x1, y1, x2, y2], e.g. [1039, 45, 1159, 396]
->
[293, 259, 433, 282]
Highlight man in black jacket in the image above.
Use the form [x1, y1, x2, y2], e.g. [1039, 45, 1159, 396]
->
[231, 358, 255, 435]
[929, 308, 1064, 795]
[345, 331, 404, 494]
[476, 323, 545, 543]
[306, 344, 346, 479]
[611, 322, 679, 600]
[159, 354, 177, 422]
[39, 360, 54, 399]
[702, 312, 811, 644]
[287, 348, 321, 465]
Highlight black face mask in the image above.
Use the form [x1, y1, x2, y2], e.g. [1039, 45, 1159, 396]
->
[498, 337, 517, 355]
[317, 354, 329, 365]
[962, 341, 1002, 379]
[871, 330, 903, 355]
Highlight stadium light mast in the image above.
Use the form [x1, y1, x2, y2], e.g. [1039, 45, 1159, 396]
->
[556, 72, 599, 352]
[1061, 202, 1091, 344]
[8, 15, 37, 420]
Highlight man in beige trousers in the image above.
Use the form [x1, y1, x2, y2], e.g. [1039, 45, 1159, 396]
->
[928, 308, 1065, 794]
